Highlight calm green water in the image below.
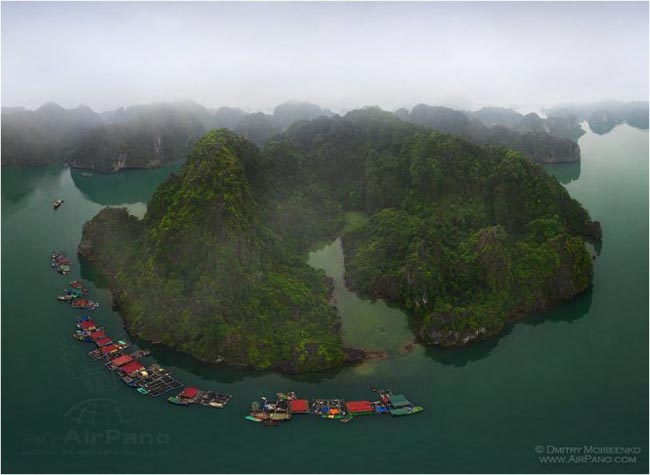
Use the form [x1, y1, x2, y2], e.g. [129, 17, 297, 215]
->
[2, 123, 647, 473]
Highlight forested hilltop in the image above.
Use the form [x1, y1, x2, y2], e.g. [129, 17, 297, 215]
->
[6, 99, 638, 171]
[79, 110, 602, 372]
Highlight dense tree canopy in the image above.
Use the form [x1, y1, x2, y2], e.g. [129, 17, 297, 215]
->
[80, 110, 601, 371]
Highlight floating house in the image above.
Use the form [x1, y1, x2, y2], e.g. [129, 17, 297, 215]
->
[346, 400, 374, 416]
[77, 320, 97, 331]
[119, 361, 145, 377]
[106, 354, 134, 370]
[385, 393, 424, 416]
[94, 337, 113, 347]
[89, 330, 106, 341]
[289, 399, 310, 414]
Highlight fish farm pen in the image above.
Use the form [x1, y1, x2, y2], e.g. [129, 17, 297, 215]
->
[168, 387, 233, 408]
[52, 251, 424, 426]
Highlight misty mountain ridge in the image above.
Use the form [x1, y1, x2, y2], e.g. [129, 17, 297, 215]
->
[2, 99, 647, 172]
[543, 100, 650, 135]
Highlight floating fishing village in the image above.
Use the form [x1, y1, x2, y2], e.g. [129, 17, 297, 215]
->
[52, 250, 227, 404]
[245, 389, 423, 426]
[53, 245, 424, 427]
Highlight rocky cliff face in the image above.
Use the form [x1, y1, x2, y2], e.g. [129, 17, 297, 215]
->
[515, 131, 581, 163]
[70, 131, 175, 173]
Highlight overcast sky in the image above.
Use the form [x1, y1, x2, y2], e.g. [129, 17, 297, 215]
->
[2, 1, 648, 113]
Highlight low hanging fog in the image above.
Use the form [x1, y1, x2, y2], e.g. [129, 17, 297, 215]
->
[1, 1, 648, 112]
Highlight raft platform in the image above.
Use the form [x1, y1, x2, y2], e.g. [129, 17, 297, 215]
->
[248, 396, 292, 422]
[88, 340, 128, 359]
[136, 365, 184, 398]
[168, 387, 233, 408]
[372, 388, 424, 417]
[311, 398, 348, 419]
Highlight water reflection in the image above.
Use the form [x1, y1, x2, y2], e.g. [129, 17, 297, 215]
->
[424, 338, 499, 368]
[70, 164, 181, 206]
[133, 340, 250, 384]
[134, 335, 349, 385]
[544, 160, 581, 185]
[424, 286, 593, 367]
[1, 165, 64, 205]
[535, 285, 593, 325]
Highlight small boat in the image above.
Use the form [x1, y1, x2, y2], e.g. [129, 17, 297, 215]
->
[81, 172, 93, 177]
[276, 392, 297, 400]
[245, 415, 262, 423]
[339, 416, 353, 423]
[208, 401, 224, 408]
[57, 295, 74, 302]
[72, 299, 99, 310]
[167, 396, 190, 406]
[137, 388, 149, 395]
[389, 405, 424, 417]
[72, 333, 92, 342]
[58, 265, 71, 275]
[322, 414, 345, 420]
[53, 199, 64, 210]
[268, 412, 291, 421]
[390, 406, 423, 416]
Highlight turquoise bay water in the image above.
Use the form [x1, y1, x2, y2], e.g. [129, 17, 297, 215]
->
[2, 123, 647, 473]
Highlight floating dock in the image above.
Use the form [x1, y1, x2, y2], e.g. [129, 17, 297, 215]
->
[372, 389, 424, 416]
[346, 400, 374, 416]
[245, 389, 423, 426]
[248, 395, 292, 422]
[312, 398, 348, 419]
[167, 387, 232, 408]
[136, 365, 184, 397]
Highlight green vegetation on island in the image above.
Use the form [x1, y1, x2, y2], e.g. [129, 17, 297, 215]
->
[79, 110, 601, 371]
[340, 131, 598, 345]
[79, 130, 346, 372]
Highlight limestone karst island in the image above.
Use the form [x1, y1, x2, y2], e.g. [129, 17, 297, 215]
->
[1, 2, 647, 474]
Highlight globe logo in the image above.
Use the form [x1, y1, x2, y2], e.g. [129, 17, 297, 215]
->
[64, 398, 132, 427]
[58, 337, 119, 394]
